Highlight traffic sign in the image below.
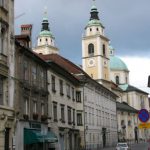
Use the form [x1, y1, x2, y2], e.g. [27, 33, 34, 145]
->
[138, 123, 150, 129]
[138, 109, 149, 123]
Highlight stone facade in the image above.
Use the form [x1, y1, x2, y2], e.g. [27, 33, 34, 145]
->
[14, 39, 49, 150]
[0, 0, 15, 149]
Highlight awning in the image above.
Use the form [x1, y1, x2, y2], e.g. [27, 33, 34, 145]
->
[24, 128, 58, 145]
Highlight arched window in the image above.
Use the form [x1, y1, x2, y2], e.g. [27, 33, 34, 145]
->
[115, 76, 119, 84]
[103, 44, 106, 56]
[88, 43, 94, 55]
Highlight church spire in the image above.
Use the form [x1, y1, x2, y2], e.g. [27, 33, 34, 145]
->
[90, 0, 99, 20]
[41, 7, 50, 31]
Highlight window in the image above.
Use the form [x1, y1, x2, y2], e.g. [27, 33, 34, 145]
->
[40, 39, 42, 42]
[0, 0, 4, 7]
[77, 113, 82, 126]
[126, 77, 128, 84]
[60, 105, 65, 123]
[0, 76, 3, 105]
[33, 101, 37, 113]
[68, 107, 72, 125]
[23, 60, 28, 81]
[41, 103, 45, 115]
[96, 28, 99, 31]
[88, 43, 94, 55]
[115, 76, 119, 84]
[40, 68, 45, 88]
[66, 84, 70, 98]
[53, 102, 57, 122]
[103, 44, 106, 56]
[59, 80, 63, 95]
[0, 0, 6, 10]
[24, 98, 29, 115]
[73, 109, 75, 125]
[128, 120, 132, 126]
[76, 91, 81, 102]
[31, 65, 37, 85]
[90, 28, 92, 32]
[51, 75, 56, 92]
[72, 87, 75, 101]
[140, 96, 144, 108]
[121, 120, 125, 126]
[0, 28, 5, 53]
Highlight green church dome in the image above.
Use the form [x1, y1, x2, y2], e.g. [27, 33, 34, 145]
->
[87, 19, 104, 28]
[39, 30, 54, 38]
[110, 56, 129, 71]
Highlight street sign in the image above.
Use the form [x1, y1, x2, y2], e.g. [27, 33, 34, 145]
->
[138, 109, 149, 123]
[138, 123, 150, 129]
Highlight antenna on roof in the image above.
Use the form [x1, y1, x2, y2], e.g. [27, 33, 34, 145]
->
[15, 13, 25, 20]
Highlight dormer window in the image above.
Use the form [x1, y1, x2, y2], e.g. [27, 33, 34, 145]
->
[88, 43, 94, 56]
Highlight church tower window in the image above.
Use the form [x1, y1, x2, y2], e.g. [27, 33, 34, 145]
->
[116, 76, 119, 84]
[88, 43, 94, 56]
[103, 44, 106, 56]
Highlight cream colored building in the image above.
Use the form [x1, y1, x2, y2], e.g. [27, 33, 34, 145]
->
[82, 5, 110, 86]
[82, 2, 150, 144]
[33, 13, 82, 150]
[0, 0, 15, 149]
[110, 46, 150, 141]
[33, 9, 118, 150]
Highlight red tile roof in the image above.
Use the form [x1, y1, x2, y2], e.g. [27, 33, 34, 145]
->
[38, 53, 84, 75]
[21, 24, 32, 28]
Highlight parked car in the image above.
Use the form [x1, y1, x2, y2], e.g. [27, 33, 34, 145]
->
[116, 143, 131, 150]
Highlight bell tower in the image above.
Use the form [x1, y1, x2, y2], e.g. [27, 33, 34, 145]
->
[82, 1, 110, 84]
[33, 8, 59, 54]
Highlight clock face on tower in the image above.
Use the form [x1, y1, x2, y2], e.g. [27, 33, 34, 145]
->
[87, 58, 96, 67]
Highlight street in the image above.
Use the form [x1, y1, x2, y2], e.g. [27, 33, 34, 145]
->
[101, 142, 149, 150]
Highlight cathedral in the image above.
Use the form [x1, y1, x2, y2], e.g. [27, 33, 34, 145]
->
[81, 2, 149, 143]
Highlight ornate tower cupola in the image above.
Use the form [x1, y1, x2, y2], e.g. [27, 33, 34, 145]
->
[33, 9, 59, 54]
[90, 5, 99, 20]
[82, 1, 110, 85]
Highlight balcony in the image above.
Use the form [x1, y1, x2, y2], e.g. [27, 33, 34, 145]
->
[0, 54, 8, 76]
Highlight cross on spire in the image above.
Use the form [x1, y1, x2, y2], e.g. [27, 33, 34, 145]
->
[44, 6, 48, 18]
[92, 0, 96, 5]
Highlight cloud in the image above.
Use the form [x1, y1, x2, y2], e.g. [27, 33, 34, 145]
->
[120, 56, 150, 94]
[14, 0, 150, 84]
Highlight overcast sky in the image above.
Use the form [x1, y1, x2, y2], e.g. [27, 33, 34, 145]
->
[15, 0, 150, 94]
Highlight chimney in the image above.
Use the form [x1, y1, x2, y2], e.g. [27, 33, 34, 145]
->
[21, 24, 32, 48]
